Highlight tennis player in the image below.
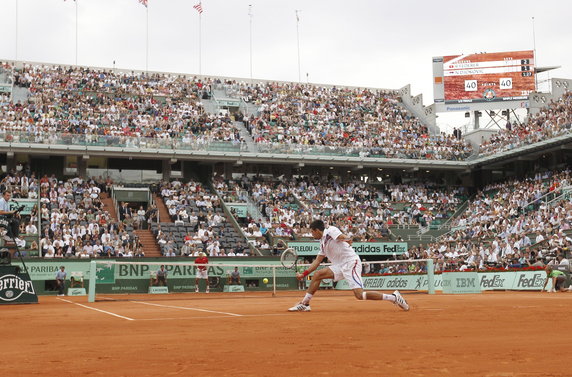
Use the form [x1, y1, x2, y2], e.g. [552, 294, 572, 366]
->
[195, 252, 209, 293]
[288, 220, 409, 312]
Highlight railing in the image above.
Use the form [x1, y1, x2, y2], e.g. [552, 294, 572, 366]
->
[0, 131, 474, 161]
[439, 196, 472, 230]
[407, 234, 435, 242]
[437, 185, 572, 242]
[525, 185, 571, 209]
[209, 182, 262, 257]
[0, 131, 242, 152]
[389, 224, 421, 230]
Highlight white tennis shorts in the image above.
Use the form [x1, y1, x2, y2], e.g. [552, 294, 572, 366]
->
[329, 259, 363, 289]
[196, 269, 208, 279]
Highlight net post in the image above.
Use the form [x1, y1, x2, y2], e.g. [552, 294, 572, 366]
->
[88, 260, 97, 302]
[272, 266, 276, 297]
[426, 258, 435, 295]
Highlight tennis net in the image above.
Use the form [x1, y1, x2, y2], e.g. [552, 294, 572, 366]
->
[87, 260, 303, 302]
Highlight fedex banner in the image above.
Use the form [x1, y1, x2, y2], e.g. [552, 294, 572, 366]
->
[288, 242, 407, 256]
[335, 270, 552, 291]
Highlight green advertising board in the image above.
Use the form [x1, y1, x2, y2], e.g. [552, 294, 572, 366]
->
[335, 270, 550, 292]
[227, 203, 248, 218]
[288, 242, 408, 256]
[17, 260, 295, 281]
[15, 259, 551, 295]
[9, 199, 37, 216]
[96, 262, 116, 284]
[15, 259, 301, 294]
[217, 99, 240, 107]
[442, 272, 481, 294]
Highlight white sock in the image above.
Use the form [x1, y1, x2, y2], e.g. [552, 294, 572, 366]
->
[382, 294, 396, 303]
[301, 293, 313, 305]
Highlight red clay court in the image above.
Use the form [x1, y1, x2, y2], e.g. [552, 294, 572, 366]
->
[2, 290, 570, 377]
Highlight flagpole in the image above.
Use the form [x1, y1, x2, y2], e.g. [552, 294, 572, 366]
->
[146, 3, 149, 73]
[198, 6, 202, 76]
[295, 10, 301, 83]
[15, 0, 18, 61]
[249, 5, 253, 83]
[532, 16, 537, 91]
[75, 0, 78, 65]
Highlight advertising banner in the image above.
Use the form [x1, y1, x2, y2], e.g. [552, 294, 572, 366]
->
[227, 203, 248, 218]
[13, 260, 553, 294]
[23, 261, 92, 281]
[336, 274, 444, 291]
[0, 266, 38, 304]
[442, 272, 481, 294]
[9, 199, 37, 216]
[336, 270, 551, 291]
[288, 242, 407, 256]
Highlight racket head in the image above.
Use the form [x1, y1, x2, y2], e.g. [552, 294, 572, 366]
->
[280, 247, 298, 269]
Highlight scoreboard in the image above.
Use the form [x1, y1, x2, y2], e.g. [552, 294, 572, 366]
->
[433, 50, 535, 105]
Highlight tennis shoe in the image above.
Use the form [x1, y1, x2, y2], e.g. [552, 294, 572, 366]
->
[392, 290, 409, 311]
[288, 302, 311, 312]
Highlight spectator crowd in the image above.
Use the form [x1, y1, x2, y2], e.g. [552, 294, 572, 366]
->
[479, 91, 572, 156]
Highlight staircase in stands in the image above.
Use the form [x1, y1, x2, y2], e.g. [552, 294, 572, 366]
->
[134, 229, 162, 257]
[153, 194, 172, 224]
[100, 191, 163, 258]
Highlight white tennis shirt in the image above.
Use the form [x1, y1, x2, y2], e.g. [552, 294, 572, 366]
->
[318, 226, 359, 266]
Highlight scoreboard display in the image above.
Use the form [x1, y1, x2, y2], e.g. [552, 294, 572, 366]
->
[433, 50, 535, 105]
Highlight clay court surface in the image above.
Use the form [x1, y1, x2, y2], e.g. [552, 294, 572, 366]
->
[2, 290, 570, 376]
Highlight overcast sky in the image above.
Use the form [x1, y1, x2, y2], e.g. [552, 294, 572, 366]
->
[0, 0, 570, 129]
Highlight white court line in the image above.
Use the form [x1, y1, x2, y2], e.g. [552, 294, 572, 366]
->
[138, 313, 291, 321]
[57, 298, 135, 321]
[133, 301, 243, 316]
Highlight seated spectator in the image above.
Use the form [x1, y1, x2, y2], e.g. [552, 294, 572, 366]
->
[229, 267, 241, 285]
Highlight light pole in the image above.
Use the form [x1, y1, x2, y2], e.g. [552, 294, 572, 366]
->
[249, 5, 253, 83]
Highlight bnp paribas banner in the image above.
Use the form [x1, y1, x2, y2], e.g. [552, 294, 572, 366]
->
[18, 261, 92, 280]
[96, 262, 294, 283]
[14, 260, 296, 283]
[288, 242, 407, 256]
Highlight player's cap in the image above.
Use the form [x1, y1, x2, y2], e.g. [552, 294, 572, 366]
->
[199, 252, 206, 257]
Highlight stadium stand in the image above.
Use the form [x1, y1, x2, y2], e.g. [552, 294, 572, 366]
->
[479, 91, 572, 155]
[1, 59, 572, 274]
[154, 179, 248, 257]
[412, 169, 572, 270]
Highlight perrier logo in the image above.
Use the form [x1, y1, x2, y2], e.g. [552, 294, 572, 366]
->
[96, 263, 115, 284]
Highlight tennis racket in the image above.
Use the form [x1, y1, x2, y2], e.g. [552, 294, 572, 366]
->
[280, 247, 298, 270]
